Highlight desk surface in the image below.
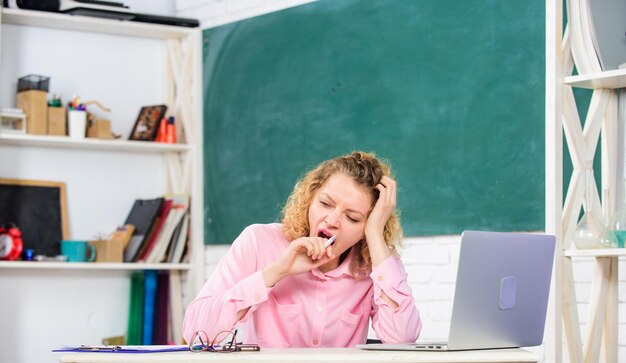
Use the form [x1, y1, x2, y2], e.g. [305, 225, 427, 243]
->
[59, 348, 539, 363]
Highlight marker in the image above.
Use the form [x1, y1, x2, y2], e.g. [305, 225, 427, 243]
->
[324, 235, 336, 248]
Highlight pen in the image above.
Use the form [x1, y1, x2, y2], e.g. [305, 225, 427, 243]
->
[324, 235, 336, 248]
[78, 345, 121, 351]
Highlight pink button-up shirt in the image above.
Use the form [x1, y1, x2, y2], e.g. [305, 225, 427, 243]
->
[182, 223, 421, 347]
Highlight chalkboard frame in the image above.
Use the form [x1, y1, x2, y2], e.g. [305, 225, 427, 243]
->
[0, 178, 69, 256]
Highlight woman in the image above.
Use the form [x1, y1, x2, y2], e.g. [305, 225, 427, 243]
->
[182, 151, 421, 347]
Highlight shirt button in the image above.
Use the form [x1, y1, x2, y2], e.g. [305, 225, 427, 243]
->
[317, 305, 324, 312]
[377, 275, 384, 281]
[312, 338, 319, 345]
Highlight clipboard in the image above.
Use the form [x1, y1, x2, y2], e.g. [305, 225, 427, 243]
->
[53, 345, 188, 353]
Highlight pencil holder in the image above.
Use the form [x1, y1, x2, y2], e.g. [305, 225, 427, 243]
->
[68, 110, 87, 139]
[48, 106, 66, 136]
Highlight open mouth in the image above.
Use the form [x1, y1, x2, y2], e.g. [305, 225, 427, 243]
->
[318, 230, 332, 239]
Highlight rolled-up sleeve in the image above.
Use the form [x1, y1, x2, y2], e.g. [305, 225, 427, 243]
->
[370, 254, 422, 343]
[182, 226, 271, 343]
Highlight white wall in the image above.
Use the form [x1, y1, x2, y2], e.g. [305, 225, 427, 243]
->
[183, 0, 626, 361]
[0, 26, 168, 238]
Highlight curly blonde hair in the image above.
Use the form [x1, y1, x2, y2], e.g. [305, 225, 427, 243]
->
[281, 151, 403, 276]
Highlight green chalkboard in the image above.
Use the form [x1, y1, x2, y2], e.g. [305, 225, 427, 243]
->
[203, 0, 545, 244]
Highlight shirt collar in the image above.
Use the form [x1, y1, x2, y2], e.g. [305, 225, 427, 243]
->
[311, 247, 356, 280]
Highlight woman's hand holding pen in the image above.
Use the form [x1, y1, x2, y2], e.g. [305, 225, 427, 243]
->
[365, 175, 397, 267]
[262, 237, 335, 287]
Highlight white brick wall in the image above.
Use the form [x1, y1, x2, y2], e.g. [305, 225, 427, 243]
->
[179, 0, 626, 360]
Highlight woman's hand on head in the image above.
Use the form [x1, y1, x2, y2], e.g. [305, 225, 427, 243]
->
[365, 175, 397, 244]
[262, 236, 335, 287]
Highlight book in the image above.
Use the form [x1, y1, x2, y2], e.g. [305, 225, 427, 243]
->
[126, 271, 145, 345]
[142, 270, 158, 345]
[123, 198, 164, 262]
[168, 213, 190, 264]
[144, 196, 188, 263]
[135, 199, 173, 262]
[165, 214, 185, 262]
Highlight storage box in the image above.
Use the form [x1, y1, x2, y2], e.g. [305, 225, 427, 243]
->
[16, 90, 48, 135]
[17, 74, 50, 92]
[48, 107, 66, 136]
[90, 239, 123, 263]
[87, 118, 113, 139]
[0, 110, 26, 134]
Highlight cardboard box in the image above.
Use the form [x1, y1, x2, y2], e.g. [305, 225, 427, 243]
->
[89, 225, 134, 263]
[48, 107, 66, 136]
[87, 118, 113, 139]
[16, 90, 48, 135]
[90, 239, 123, 263]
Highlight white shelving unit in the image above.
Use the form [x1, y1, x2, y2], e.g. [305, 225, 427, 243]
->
[546, 1, 625, 362]
[0, 133, 193, 152]
[1, 8, 192, 38]
[0, 7, 204, 363]
[564, 249, 626, 258]
[0, 261, 193, 270]
[564, 68, 626, 90]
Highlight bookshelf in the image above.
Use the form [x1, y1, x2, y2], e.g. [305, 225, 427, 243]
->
[0, 133, 193, 152]
[0, 7, 204, 363]
[546, 0, 623, 362]
[564, 68, 626, 89]
[0, 261, 193, 270]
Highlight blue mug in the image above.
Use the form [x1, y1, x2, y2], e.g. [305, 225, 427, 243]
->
[61, 240, 96, 262]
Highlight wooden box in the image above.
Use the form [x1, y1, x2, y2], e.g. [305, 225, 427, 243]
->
[90, 239, 123, 263]
[48, 107, 66, 136]
[89, 225, 134, 263]
[87, 118, 112, 139]
[16, 90, 48, 135]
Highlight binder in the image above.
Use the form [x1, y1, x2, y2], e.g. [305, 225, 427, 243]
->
[142, 270, 158, 345]
[123, 198, 164, 262]
[126, 271, 144, 345]
[152, 272, 170, 345]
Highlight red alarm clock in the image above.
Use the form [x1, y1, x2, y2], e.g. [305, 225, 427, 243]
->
[0, 224, 23, 261]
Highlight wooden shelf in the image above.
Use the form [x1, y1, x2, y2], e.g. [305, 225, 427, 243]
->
[563, 248, 626, 258]
[0, 261, 192, 270]
[0, 8, 194, 39]
[564, 68, 626, 89]
[0, 133, 191, 153]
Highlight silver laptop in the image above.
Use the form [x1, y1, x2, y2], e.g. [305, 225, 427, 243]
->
[357, 230, 555, 351]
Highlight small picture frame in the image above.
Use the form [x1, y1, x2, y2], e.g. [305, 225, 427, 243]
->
[129, 105, 168, 141]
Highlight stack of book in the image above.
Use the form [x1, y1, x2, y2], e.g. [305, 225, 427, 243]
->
[122, 195, 190, 264]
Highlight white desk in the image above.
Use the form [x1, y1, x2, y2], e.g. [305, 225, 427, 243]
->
[59, 348, 539, 363]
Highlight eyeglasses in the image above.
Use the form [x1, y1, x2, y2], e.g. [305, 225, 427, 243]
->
[188, 329, 260, 353]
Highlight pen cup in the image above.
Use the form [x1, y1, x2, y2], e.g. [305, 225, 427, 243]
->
[61, 240, 96, 262]
[68, 110, 87, 139]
